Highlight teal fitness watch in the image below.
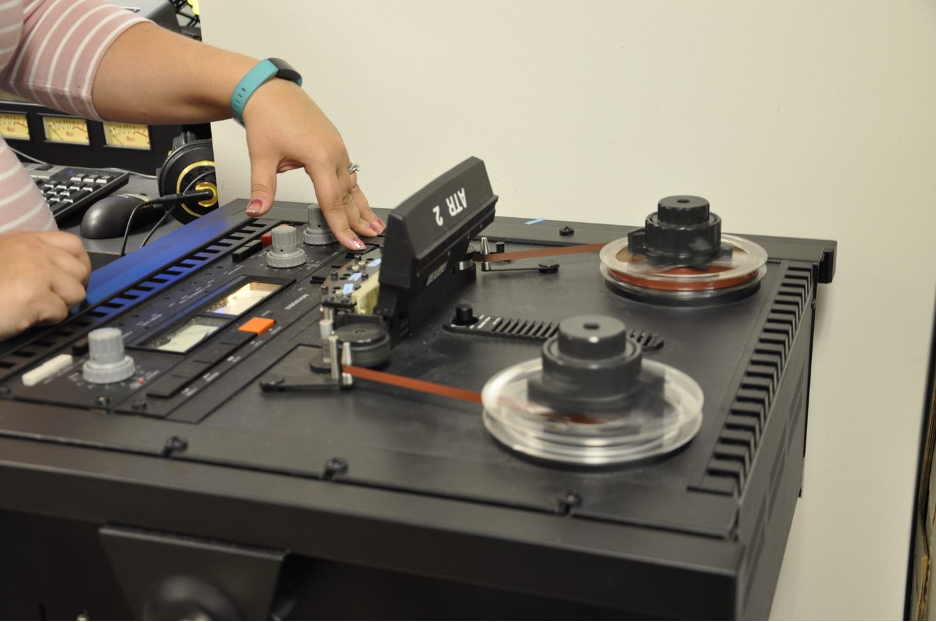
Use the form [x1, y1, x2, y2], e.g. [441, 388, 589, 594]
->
[230, 58, 303, 126]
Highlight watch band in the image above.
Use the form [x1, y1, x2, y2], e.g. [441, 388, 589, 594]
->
[230, 58, 303, 126]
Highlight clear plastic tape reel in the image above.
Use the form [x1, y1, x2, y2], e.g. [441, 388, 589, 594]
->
[599, 234, 768, 299]
[482, 359, 704, 466]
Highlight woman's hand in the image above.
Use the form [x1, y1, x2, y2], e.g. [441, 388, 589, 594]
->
[241, 79, 385, 250]
[0, 231, 91, 340]
[94, 23, 384, 250]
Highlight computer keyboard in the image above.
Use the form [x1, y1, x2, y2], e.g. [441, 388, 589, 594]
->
[24, 163, 130, 222]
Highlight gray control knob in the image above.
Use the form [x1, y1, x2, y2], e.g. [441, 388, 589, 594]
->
[82, 327, 135, 384]
[266, 224, 306, 268]
[303, 204, 337, 245]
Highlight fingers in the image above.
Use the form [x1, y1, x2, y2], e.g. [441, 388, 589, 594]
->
[30, 291, 69, 326]
[337, 168, 379, 238]
[308, 165, 363, 250]
[349, 174, 384, 233]
[35, 232, 91, 286]
[47, 268, 86, 308]
[247, 154, 279, 217]
[48, 247, 91, 287]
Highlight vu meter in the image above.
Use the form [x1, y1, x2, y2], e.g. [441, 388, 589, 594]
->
[42, 115, 89, 145]
[0, 112, 29, 141]
[103, 122, 151, 150]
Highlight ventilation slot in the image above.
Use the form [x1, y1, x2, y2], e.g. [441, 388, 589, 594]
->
[492, 318, 559, 340]
[694, 265, 814, 496]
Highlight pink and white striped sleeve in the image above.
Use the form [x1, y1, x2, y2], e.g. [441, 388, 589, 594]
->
[0, 0, 148, 121]
[0, 0, 148, 234]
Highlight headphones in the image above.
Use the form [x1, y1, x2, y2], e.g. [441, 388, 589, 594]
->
[156, 131, 219, 223]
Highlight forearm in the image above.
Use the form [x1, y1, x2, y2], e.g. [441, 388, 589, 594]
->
[92, 22, 257, 124]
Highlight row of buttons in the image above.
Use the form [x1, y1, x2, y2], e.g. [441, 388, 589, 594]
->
[25, 164, 129, 220]
[68, 174, 114, 186]
[145, 318, 275, 400]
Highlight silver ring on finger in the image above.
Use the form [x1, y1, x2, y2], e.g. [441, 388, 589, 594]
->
[347, 163, 361, 175]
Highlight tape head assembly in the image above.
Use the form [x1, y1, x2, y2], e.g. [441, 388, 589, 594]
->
[375, 156, 497, 345]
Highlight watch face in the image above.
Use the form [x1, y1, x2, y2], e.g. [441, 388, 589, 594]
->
[268, 58, 301, 84]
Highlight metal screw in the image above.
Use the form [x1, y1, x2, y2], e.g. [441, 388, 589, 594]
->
[162, 436, 188, 456]
[94, 396, 110, 408]
[557, 490, 582, 514]
[559, 226, 574, 236]
[324, 457, 348, 479]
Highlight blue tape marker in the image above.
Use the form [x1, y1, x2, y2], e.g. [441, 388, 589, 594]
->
[342, 283, 354, 295]
[367, 258, 382, 267]
[349, 272, 362, 282]
[525, 218, 546, 225]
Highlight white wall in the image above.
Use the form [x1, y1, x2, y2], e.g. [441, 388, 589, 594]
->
[200, 1, 936, 618]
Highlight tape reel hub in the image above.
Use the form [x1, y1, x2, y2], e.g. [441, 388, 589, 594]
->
[482, 315, 703, 466]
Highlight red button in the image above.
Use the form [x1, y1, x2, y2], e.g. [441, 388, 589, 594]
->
[260, 232, 273, 247]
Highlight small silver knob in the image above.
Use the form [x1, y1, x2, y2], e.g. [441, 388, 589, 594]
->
[82, 328, 135, 384]
[303, 204, 337, 245]
[267, 224, 306, 268]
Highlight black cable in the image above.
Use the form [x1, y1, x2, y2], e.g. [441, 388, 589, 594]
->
[138, 170, 216, 250]
[119, 199, 161, 257]
[138, 209, 171, 250]
[119, 189, 214, 256]
[181, 169, 216, 194]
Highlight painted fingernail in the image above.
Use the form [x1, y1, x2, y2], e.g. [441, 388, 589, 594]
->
[378, 218, 386, 229]
[352, 237, 365, 250]
[246, 198, 263, 216]
[370, 223, 380, 233]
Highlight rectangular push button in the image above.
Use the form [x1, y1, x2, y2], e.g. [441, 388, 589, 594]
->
[171, 360, 211, 380]
[238, 317, 275, 335]
[232, 240, 262, 262]
[192, 342, 238, 365]
[219, 330, 255, 347]
[145, 375, 190, 399]
[22, 354, 74, 387]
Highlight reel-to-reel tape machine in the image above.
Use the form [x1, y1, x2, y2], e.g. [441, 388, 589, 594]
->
[0, 158, 835, 619]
